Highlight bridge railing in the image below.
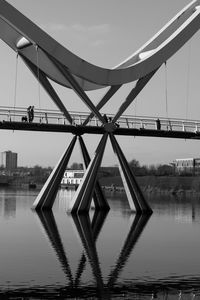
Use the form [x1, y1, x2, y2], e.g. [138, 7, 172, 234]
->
[0, 106, 75, 125]
[116, 115, 200, 133]
[0, 106, 200, 133]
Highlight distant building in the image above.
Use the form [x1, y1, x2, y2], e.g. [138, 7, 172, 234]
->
[1, 151, 18, 170]
[173, 158, 200, 175]
[61, 169, 84, 188]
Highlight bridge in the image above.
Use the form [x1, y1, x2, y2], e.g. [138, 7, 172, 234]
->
[1, 0, 200, 213]
[1, 106, 200, 139]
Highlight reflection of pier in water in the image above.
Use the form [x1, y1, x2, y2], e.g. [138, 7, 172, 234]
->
[35, 210, 150, 298]
[1, 209, 200, 298]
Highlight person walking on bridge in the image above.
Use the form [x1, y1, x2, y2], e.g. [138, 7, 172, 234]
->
[27, 106, 31, 122]
[156, 118, 161, 130]
[27, 106, 34, 122]
[30, 106, 34, 122]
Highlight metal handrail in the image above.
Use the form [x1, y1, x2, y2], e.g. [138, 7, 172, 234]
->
[0, 106, 200, 133]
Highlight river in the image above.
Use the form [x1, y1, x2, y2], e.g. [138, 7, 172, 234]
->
[0, 188, 200, 299]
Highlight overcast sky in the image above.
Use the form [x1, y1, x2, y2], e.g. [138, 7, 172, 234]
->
[1, 0, 200, 168]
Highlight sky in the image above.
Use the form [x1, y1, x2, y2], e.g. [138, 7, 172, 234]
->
[1, 0, 200, 168]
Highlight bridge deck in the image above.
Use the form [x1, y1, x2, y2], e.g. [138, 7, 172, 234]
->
[1, 106, 200, 139]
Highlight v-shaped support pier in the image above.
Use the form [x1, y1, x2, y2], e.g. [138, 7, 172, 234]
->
[109, 134, 152, 213]
[32, 136, 77, 210]
[68, 133, 108, 213]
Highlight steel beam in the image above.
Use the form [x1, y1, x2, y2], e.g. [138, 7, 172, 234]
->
[78, 135, 110, 211]
[112, 68, 159, 124]
[109, 134, 152, 213]
[69, 133, 108, 213]
[47, 53, 106, 125]
[82, 85, 121, 126]
[20, 54, 73, 124]
[32, 135, 77, 210]
[3, 121, 200, 141]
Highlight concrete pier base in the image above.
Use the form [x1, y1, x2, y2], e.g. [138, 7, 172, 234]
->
[32, 136, 77, 210]
[78, 136, 110, 211]
[68, 133, 108, 213]
[109, 134, 152, 213]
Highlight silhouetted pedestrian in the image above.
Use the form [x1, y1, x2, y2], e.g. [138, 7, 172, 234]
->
[156, 118, 161, 130]
[27, 106, 31, 122]
[45, 112, 48, 124]
[103, 114, 108, 123]
[168, 119, 172, 130]
[30, 106, 34, 122]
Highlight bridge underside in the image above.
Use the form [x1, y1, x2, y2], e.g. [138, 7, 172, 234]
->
[1, 120, 200, 140]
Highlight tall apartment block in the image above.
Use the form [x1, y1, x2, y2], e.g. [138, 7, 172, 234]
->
[1, 151, 18, 170]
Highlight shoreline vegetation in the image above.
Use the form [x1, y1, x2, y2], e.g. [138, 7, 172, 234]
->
[1, 162, 200, 195]
[1, 174, 200, 195]
[99, 175, 200, 195]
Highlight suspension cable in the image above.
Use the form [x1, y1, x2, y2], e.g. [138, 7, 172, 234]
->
[164, 61, 169, 119]
[35, 45, 41, 111]
[185, 40, 191, 121]
[134, 97, 137, 128]
[13, 52, 19, 121]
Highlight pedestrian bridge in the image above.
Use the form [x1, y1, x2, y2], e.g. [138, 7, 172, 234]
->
[1, 106, 200, 139]
[1, 0, 200, 214]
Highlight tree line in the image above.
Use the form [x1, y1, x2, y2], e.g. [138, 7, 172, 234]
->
[70, 160, 174, 177]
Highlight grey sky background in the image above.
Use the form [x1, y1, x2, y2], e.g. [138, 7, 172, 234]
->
[0, 0, 200, 167]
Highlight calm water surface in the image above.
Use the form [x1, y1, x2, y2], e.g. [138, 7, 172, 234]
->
[0, 188, 200, 299]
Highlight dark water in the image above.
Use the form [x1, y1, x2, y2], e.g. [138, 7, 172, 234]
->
[0, 189, 200, 299]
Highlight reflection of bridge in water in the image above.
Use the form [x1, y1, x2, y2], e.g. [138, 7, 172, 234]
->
[1, 209, 199, 299]
[1, 0, 200, 213]
[25, 211, 150, 298]
[34, 209, 200, 298]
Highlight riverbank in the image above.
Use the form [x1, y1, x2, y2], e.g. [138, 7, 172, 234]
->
[2, 174, 200, 195]
[99, 175, 200, 195]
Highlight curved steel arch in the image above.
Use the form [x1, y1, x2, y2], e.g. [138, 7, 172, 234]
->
[0, 0, 200, 90]
[1, 0, 200, 213]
